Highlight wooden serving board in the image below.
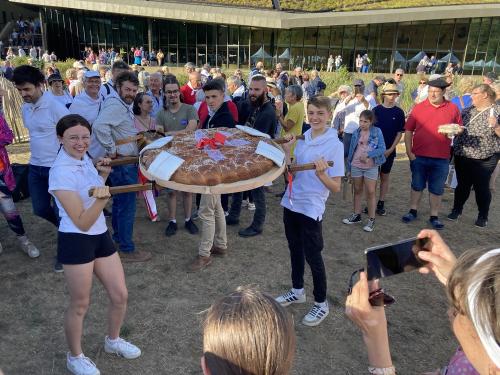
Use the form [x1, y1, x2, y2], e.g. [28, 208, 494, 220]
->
[140, 162, 285, 194]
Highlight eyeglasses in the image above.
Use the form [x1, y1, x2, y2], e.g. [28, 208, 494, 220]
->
[347, 268, 396, 307]
[65, 135, 91, 143]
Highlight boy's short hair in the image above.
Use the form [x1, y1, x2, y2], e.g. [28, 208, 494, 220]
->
[202, 80, 224, 93]
[308, 95, 332, 112]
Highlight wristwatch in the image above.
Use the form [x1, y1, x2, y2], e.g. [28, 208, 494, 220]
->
[368, 366, 396, 375]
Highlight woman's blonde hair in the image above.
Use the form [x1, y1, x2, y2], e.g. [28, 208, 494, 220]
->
[457, 77, 475, 95]
[203, 286, 295, 375]
[447, 248, 500, 343]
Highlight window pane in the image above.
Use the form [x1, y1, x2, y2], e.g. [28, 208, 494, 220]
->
[356, 25, 369, 52]
[317, 27, 330, 49]
[330, 26, 343, 48]
[304, 27, 317, 47]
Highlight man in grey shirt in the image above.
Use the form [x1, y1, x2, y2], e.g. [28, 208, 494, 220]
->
[93, 71, 152, 262]
[155, 75, 199, 237]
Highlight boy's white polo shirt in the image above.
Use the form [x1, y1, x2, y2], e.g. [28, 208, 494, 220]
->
[281, 128, 344, 221]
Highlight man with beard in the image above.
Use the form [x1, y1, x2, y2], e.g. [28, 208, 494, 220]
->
[93, 71, 152, 262]
[13, 65, 69, 272]
[155, 75, 199, 237]
[226, 75, 276, 237]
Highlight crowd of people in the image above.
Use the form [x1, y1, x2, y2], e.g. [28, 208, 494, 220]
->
[0, 56, 498, 375]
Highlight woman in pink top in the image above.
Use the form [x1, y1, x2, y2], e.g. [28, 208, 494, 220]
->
[132, 93, 159, 222]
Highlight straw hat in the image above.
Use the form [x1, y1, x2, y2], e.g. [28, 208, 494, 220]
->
[380, 82, 400, 95]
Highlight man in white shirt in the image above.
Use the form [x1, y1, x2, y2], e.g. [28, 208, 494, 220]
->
[41, 50, 51, 63]
[29, 46, 37, 60]
[69, 70, 105, 159]
[18, 47, 26, 57]
[13, 65, 69, 271]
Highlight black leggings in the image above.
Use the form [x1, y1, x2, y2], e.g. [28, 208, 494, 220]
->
[453, 154, 498, 219]
[283, 207, 326, 303]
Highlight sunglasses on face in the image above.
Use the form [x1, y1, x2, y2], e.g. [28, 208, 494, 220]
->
[347, 268, 396, 307]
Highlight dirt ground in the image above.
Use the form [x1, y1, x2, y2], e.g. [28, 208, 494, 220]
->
[0, 143, 499, 375]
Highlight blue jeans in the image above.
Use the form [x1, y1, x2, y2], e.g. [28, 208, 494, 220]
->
[28, 164, 59, 226]
[108, 164, 137, 252]
[228, 187, 266, 231]
[410, 156, 449, 196]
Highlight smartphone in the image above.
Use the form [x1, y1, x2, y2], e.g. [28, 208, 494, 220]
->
[365, 237, 429, 280]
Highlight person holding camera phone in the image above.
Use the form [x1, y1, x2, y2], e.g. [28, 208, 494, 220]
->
[346, 230, 500, 375]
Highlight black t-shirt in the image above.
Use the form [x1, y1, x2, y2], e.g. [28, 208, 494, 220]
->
[237, 99, 276, 138]
[373, 105, 405, 153]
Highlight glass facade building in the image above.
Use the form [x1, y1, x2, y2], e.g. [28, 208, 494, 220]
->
[42, 7, 498, 74]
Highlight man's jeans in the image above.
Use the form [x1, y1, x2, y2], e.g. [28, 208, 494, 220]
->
[28, 165, 59, 227]
[228, 187, 265, 231]
[108, 164, 137, 252]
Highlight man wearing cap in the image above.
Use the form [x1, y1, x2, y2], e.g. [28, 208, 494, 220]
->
[338, 79, 371, 157]
[93, 71, 152, 262]
[330, 85, 352, 136]
[372, 82, 405, 215]
[69, 70, 106, 160]
[364, 75, 385, 106]
[99, 60, 129, 100]
[47, 73, 73, 109]
[402, 78, 462, 230]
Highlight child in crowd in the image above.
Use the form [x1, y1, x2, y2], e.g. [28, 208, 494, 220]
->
[342, 110, 386, 232]
[0, 98, 39, 258]
[275, 96, 344, 326]
[202, 287, 295, 375]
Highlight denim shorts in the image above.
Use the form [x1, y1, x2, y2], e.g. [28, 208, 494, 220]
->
[351, 165, 379, 180]
[410, 156, 449, 195]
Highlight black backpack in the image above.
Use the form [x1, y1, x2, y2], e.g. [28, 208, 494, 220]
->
[11, 163, 30, 202]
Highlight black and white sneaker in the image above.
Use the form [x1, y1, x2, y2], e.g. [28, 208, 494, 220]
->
[302, 302, 329, 326]
[342, 213, 362, 225]
[275, 290, 306, 307]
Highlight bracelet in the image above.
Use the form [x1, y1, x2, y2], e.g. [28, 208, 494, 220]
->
[368, 366, 396, 375]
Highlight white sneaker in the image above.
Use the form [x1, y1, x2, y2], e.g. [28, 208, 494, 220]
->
[66, 353, 100, 375]
[104, 336, 141, 359]
[241, 199, 249, 207]
[247, 203, 256, 211]
[363, 218, 375, 232]
[275, 290, 306, 307]
[302, 303, 329, 327]
[17, 235, 40, 258]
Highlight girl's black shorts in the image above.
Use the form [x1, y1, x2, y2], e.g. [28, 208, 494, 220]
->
[57, 231, 116, 265]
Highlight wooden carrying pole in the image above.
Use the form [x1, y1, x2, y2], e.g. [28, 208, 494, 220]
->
[89, 161, 333, 196]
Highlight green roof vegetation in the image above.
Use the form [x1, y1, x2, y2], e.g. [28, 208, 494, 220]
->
[181, 0, 498, 12]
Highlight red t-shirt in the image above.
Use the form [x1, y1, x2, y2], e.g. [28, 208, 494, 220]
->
[180, 84, 197, 105]
[405, 99, 462, 159]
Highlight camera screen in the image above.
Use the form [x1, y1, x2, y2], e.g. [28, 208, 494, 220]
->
[365, 237, 427, 280]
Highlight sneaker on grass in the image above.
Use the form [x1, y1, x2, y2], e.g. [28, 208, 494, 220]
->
[363, 218, 375, 232]
[275, 290, 306, 307]
[247, 202, 256, 211]
[104, 336, 141, 359]
[342, 213, 361, 225]
[66, 353, 100, 375]
[302, 302, 329, 327]
[17, 235, 40, 258]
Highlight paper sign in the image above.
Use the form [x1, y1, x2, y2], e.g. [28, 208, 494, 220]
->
[236, 124, 271, 139]
[147, 150, 184, 181]
[255, 141, 285, 167]
[140, 136, 173, 155]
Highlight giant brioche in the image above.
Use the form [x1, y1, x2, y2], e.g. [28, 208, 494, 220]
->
[140, 128, 276, 186]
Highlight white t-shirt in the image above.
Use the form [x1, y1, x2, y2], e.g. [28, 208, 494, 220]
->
[48, 90, 73, 108]
[342, 98, 372, 134]
[22, 91, 70, 167]
[69, 91, 105, 160]
[49, 148, 107, 235]
[281, 128, 344, 221]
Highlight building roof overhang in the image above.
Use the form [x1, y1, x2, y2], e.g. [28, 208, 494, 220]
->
[9, 0, 500, 28]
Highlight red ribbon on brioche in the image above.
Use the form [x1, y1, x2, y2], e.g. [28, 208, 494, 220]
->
[196, 132, 227, 150]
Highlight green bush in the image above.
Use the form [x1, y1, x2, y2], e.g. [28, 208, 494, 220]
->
[54, 59, 76, 78]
